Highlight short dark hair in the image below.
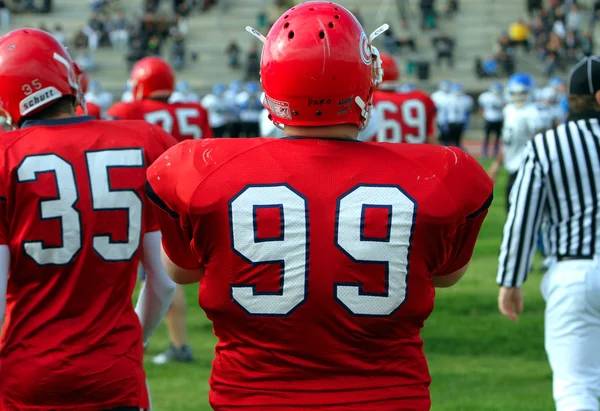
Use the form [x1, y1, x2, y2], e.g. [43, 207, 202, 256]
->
[567, 94, 600, 113]
[18, 96, 76, 127]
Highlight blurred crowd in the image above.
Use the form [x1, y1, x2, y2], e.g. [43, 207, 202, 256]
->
[478, 0, 595, 79]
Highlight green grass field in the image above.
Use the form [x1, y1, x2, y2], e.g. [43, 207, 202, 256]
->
[142, 166, 554, 411]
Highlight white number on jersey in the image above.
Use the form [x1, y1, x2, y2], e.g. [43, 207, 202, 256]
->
[145, 108, 202, 139]
[17, 149, 144, 266]
[376, 99, 426, 144]
[229, 184, 416, 317]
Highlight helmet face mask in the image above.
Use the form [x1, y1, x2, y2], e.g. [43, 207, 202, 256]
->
[257, 2, 386, 131]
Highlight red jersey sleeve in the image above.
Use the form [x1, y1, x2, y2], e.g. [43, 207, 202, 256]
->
[435, 147, 493, 276]
[146, 139, 203, 269]
[423, 94, 437, 137]
[106, 102, 134, 120]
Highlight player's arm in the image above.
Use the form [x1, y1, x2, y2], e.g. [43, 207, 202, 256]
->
[135, 231, 177, 346]
[497, 140, 546, 320]
[433, 148, 494, 287]
[146, 139, 205, 284]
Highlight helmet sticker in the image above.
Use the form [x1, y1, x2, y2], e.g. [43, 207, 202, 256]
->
[266, 95, 292, 120]
[359, 32, 372, 66]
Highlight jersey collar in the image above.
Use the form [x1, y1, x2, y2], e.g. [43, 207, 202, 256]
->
[21, 116, 95, 129]
[282, 136, 362, 143]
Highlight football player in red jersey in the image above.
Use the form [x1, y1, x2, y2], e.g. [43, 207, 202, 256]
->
[363, 53, 438, 144]
[147, 3, 493, 410]
[107, 56, 213, 141]
[75, 70, 102, 120]
[109, 56, 200, 364]
[0, 29, 177, 411]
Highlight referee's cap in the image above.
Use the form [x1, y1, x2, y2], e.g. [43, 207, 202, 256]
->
[567, 56, 600, 96]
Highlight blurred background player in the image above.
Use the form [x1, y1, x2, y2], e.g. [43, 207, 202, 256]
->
[169, 80, 200, 104]
[202, 83, 230, 137]
[432, 79, 451, 144]
[363, 53, 437, 144]
[489, 72, 543, 211]
[75, 70, 102, 120]
[84, 79, 114, 118]
[0, 28, 176, 410]
[478, 82, 505, 159]
[235, 81, 262, 137]
[444, 82, 473, 148]
[224, 80, 243, 137]
[146, 3, 492, 410]
[108, 56, 213, 365]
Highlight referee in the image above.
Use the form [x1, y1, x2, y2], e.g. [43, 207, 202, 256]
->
[497, 56, 600, 411]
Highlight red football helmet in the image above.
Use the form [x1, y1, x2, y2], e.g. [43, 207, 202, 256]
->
[260, 2, 383, 129]
[130, 56, 175, 101]
[380, 53, 400, 86]
[79, 71, 89, 94]
[0, 28, 81, 127]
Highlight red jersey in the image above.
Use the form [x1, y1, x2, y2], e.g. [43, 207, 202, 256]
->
[0, 116, 176, 410]
[369, 89, 437, 143]
[107, 99, 213, 141]
[147, 138, 493, 410]
[76, 101, 102, 120]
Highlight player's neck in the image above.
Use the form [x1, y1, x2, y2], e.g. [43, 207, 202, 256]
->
[283, 125, 359, 140]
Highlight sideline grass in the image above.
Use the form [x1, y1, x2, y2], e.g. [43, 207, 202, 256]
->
[142, 167, 553, 410]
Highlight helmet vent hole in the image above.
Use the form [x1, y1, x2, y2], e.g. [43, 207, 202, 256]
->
[284, 22, 289, 28]
[328, 22, 334, 28]
[316, 110, 322, 116]
[309, 7, 315, 11]
[288, 30, 295, 39]
[334, 7, 339, 10]
[319, 30, 325, 39]
[284, 15, 289, 19]
[334, 14, 340, 19]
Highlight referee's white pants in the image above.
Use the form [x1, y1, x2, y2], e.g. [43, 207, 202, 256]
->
[542, 258, 600, 411]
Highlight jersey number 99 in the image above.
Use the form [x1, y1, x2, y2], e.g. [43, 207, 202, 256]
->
[229, 184, 416, 318]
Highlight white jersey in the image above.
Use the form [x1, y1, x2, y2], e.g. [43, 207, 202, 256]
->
[201, 93, 229, 128]
[169, 91, 200, 104]
[235, 92, 263, 123]
[478, 91, 504, 122]
[502, 103, 543, 174]
[431, 90, 450, 126]
[121, 90, 134, 102]
[445, 94, 473, 124]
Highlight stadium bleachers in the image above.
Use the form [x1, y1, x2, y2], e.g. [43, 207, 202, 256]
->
[5, 0, 596, 96]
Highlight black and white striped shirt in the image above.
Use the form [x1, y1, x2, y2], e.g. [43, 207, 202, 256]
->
[497, 111, 600, 287]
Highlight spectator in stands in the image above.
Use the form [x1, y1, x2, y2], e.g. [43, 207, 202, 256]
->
[419, 0, 436, 31]
[395, 0, 409, 28]
[581, 30, 593, 57]
[566, 4, 583, 38]
[245, 44, 260, 81]
[145, 0, 160, 13]
[544, 32, 562, 76]
[383, 28, 416, 54]
[89, 0, 107, 13]
[509, 19, 530, 53]
[0, 1, 9, 29]
[171, 32, 186, 70]
[552, 7, 566, 40]
[74, 28, 89, 50]
[226, 40, 240, 69]
[432, 31, 455, 68]
[494, 31, 516, 75]
[173, 13, 189, 37]
[591, 0, 600, 30]
[38, 22, 49, 33]
[108, 11, 130, 51]
[52, 23, 66, 46]
[565, 30, 579, 64]
[174, 0, 193, 16]
[527, 0, 542, 18]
